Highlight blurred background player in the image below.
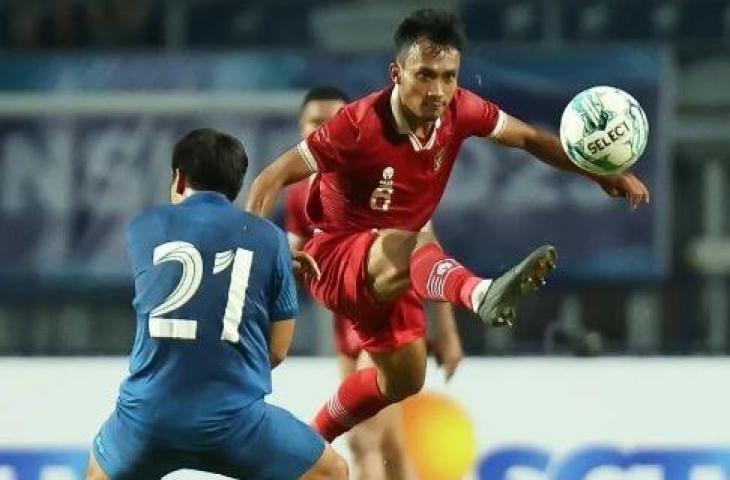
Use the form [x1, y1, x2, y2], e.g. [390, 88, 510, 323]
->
[247, 8, 650, 442]
[286, 86, 464, 480]
[87, 128, 347, 480]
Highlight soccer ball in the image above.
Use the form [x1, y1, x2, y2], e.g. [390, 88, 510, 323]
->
[560, 86, 648, 176]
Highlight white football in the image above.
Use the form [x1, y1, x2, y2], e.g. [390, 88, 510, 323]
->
[560, 86, 649, 176]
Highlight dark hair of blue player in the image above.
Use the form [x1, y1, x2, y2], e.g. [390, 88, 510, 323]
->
[394, 9, 465, 60]
[172, 128, 248, 201]
[300, 86, 350, 112]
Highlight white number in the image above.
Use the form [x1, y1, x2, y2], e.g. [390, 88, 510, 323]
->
[220, 249, 253, 343]
[150, 242, 203, 317]
[148, 242, 254, 342]
[149, 242, 202, 340]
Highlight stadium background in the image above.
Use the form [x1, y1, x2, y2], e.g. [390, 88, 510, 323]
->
[1, 0, 729, 479]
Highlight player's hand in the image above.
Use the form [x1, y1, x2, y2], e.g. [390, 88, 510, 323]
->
[292, 251, 321, 280]
[596, 171, 650, 210]
[430, 330, 463, 382]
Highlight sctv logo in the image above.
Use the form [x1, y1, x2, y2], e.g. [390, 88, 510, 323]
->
[478, 446, 730, 480]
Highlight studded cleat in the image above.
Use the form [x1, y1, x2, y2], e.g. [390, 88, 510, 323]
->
[477, 245, 558, 327]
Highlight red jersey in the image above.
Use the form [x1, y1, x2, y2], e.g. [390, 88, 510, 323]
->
[284, 177, 314, 240]
[297, 86, 505, 233]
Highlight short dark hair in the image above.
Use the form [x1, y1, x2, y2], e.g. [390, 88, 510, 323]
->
[172, 128, 248, 201]
[300, 86, 350, 112]
[394, 9, 465, 59]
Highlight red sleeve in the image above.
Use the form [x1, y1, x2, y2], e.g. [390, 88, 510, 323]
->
[456, 88, 505, 139]
[298, 105, 358, 173]
[284, 180, 310, 239]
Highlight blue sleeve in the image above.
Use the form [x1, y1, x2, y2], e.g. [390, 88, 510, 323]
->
[126, 209, 164, 278]
[126, 213, 151, 278]
[270, 229, 299, 322]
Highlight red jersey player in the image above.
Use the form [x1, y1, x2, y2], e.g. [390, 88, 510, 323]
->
[248, 9, 650, 443]
[287, 86, 463, 480]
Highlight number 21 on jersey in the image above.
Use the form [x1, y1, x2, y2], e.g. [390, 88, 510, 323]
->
[148, 241, 253, 343]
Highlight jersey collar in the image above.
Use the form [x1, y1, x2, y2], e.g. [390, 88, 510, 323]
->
[390, 85, 442, 151]
[183, 190, 230, 205]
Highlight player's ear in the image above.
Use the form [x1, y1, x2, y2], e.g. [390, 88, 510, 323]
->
[173, 169, 187, 195]
[389, 62, 400, 85]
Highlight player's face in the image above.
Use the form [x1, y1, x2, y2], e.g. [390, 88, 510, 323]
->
[394, 39, 460, 122]
[299, 99, 346, 138]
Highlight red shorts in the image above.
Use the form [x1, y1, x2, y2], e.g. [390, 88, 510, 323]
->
[332, 314, 362, 360]
[303, 230, 426, 353]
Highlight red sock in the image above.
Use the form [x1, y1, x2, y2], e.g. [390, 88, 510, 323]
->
[312, 367, 393, 442]
[410, 243, 482, 310]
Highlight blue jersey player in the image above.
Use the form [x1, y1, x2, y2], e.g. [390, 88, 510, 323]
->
[86, 128, 348, 480]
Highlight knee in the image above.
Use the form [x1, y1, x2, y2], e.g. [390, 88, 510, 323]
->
[381, 369, 424, 401]
[393, 373, 424, 400]
[374, 342, 427, 401]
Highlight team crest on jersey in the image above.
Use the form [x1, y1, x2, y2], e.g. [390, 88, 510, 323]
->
[370, 166, 395, 211]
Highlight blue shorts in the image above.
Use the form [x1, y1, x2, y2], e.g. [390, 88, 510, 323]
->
[92, 401, 325, 480]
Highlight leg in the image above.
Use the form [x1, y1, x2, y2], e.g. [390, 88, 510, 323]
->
[345, 351, 402, 480]
[367, 229, 431, 302]
[347, 403, 416, 480]
[222, 403, 339, 480]
[337, 348, 387, 480]
[378, 404, 418, 480]
[368, 227, 485, 308]
[355, 353, 416, 480]
[307, 229, 432, 443]
[369, 338, 427, 401]
[369, 228, 557, 326]
[91, 413, 176, 480]
[313, 338, 427, 442]
[348, 415, 387, 480]
[309, 229, 552, 445]
[299, 445, 349, 480]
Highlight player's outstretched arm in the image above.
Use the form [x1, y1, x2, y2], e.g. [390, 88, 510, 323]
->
[246, 147, 312, 217]
[493, 114, 650, 210]
[270, 319, 296, 368]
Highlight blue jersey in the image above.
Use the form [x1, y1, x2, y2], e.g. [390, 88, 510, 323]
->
[116, 191, 298, 447]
